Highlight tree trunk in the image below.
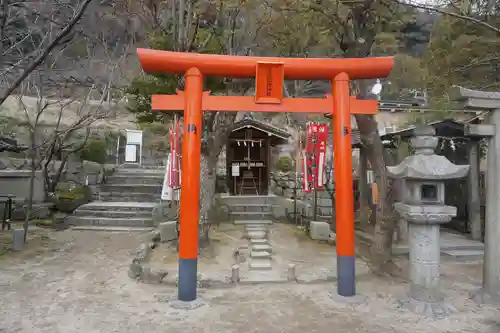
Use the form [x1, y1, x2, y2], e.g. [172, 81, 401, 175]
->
[198, 152, 217, 248]
[25, 133, 37, 243]
[355, 114, 399, 275]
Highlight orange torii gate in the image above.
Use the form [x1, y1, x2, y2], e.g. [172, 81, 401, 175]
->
[137, 48, 394, 304]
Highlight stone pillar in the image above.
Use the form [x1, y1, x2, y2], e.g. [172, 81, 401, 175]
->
[474, 109, 500, 304]
[450, 85, 500, 305]
[387, 126, 469, 318]
[467, 139, 482, 241]
[396, 142, 408, 243]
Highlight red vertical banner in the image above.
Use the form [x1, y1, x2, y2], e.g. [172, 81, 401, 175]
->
[315, 124, 328, 188]
[169, 126, 175, 187]
[304, 122, 318, 192]
[168, 117, 182, 189]
[174, 118, 181, 188]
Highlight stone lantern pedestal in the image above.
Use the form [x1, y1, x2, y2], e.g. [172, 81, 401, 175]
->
[387, 126, 469, 318]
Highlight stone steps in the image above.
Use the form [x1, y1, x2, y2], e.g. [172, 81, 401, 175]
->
[234, 219, 272, 225]
[70, 165, 163, 231]
[241, 221, 274, 272]
[71, 226, 154, 232]
[70, 202, 156, 229]
[73, 209, 152, 218]
[100, 184, 162, 194]
[229, 211, 273, 220]
[67, 216, 154, 228]
[218, 195, 277, 206]
[251, 243, 272, 252]
[227, 204, 276, 213]
[250, 251, 271, 259]
[248, 260, 272, 271]
[105, 175, 163, 185]
[97, 192, 159, 202]
[76, 202, 156, 212]
[250, 239, 268, 245]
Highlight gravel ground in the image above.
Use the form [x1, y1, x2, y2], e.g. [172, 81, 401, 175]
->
[0, 229, 498, 333]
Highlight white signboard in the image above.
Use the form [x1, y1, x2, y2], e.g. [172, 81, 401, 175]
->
[317, 151, 325, 187]
[231, 164, 240, 177]
[126, 129, 143, 145]
[161, 154, 181, 201]
[125, 145, 137, 163]
[367, 170, 375, 184]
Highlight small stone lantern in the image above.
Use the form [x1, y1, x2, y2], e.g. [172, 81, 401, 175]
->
[387, 126, 469, 318]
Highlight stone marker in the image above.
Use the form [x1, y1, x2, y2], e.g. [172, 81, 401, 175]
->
[12, 229, 24, 251]
[159, 221, 178, 242]
[287, 263, 296, 281]
[387, 126, 469, 318]
[231, 264, 240, 283]
[309, 221, 330, 241]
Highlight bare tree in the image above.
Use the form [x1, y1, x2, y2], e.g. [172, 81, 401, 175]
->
[0, 0, 94, 106]
[15, 38, 129, 242]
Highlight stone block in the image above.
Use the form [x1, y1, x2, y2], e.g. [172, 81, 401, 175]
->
[309, 221, 330, 241]
[152, 202, 179, 224]
[139, 264, 168, 284]
[128, 260, 142, 279]
[151, 230, 161, 243]
[133, 243, 151, 262]
[12, 228, 24, 251]
[272, 206, 287, 219]
[159, 221, 178, 242]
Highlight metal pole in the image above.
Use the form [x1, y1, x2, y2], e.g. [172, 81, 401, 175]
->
[332, 72, 356, 297]
[177, 68, 203, 302]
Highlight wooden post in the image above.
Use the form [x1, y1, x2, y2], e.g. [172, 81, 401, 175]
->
[358, 147, 368, 222]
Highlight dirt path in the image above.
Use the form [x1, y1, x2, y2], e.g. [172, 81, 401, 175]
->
[0, 230, 498, 333]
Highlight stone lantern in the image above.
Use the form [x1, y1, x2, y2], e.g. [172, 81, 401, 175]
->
[387, 126, 469, 318]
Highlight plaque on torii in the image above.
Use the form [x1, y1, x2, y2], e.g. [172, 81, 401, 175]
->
[137, 48, 394, 303]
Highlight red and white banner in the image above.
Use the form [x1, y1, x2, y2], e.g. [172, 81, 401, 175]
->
[168, 118, 181, 188]
[161, 118, 182, 201]
[301, 122, 329, 192]
[315, 124, 328, 188]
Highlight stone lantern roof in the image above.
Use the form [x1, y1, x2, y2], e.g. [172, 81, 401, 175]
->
[387, 126, 469, 180]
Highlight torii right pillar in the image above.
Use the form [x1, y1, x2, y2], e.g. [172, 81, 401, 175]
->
[452, 85, 500, 305]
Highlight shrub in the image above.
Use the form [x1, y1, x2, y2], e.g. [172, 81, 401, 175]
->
[81, 140, 108, 164]
[275, 156, 294, 172]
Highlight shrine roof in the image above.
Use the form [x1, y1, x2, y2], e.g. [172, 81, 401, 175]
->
[229, 118, 290, 141]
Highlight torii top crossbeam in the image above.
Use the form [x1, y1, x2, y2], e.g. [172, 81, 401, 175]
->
[137, 49, 394, 80]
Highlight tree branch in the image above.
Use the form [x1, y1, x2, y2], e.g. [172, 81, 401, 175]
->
[0, 0, 93, 106]
[398, 0, 500, 34]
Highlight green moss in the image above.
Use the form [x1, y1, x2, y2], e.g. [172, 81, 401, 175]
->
[275, 156, 294, 172]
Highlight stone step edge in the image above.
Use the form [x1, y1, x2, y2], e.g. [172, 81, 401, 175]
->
[234, 220, 273, 225]
[74, 210, 152, 216]
[248, 260, 273, 270]
[102, 184, 162, 188]
[71, 226, 154, 232]
[250, 251, 271, 258]
[67, 216, 153, 222]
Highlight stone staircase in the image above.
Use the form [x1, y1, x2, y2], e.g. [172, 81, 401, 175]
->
[218, 195, 281, 221]
[236, 219, 273, 271]
[67, 165, 164, 230]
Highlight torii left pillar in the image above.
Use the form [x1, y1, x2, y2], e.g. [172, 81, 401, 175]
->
[177, 68, 203, 301]
[137, 49, 394, 303]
